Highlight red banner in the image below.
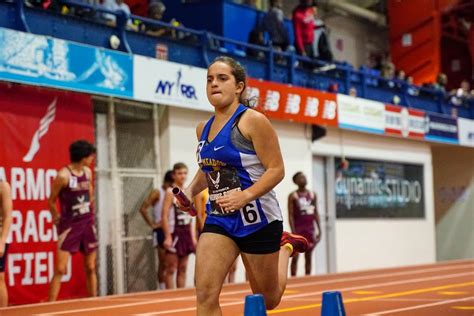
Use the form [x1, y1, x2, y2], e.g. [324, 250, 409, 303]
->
[385, 104, 425, 139]
[247, 78, 338, 126]
[0, 83, 93, 305]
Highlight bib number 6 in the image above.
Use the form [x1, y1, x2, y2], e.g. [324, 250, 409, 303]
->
[240, 202, 261, 226]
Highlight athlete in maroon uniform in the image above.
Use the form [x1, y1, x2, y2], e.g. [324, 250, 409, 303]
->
[0, 181, 12, 307]
[48, 140, 97, 301]
[162, 162, 197, 289]
[288, 172, 321, 276]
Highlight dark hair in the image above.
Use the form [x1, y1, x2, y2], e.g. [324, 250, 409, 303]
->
[292, 171, 303, 183]
[173, 162, 188, 172]
[209, 56, 255, 107]
[69, 140, 96, 163]
[163, 170, 173, 183]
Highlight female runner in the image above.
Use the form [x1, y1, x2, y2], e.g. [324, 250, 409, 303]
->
[181, 56, 308, 315]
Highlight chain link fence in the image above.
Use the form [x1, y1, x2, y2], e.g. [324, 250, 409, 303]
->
[95, 98, 161, 295]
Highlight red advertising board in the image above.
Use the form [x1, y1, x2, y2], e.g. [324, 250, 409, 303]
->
[384, 104, 425, 139]
[0, 84, 93, 305]
[247, 78, 338, 126]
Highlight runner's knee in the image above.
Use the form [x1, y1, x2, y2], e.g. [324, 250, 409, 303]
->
[262, 292, 282, 310]
[55, 265, 68, 275]
[85, 261, 96, 275]
[196, 283, 220, 307]
[165, 261, 177, 275]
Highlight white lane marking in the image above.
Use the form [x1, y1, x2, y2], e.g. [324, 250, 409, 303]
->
[122, 272, 474, 316]
[363, 296, 474, 315]
[6, 260, 472, 311]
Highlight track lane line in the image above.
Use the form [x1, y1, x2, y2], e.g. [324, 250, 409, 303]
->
[131, 272, 474, 316]
[31, 271, 474, 315]
[362, 296, 474, 315]
[4, 260, 472, 311]
[267, 281, 474, 314]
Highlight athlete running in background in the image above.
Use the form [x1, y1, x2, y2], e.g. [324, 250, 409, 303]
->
[0, 181, 12, 307]
[139, 170, 174, 290]
[48, 140, 97, 301]
[288, 172, 322, 276]
[162, 163, 197, 289]
[180, 56, 309, 315]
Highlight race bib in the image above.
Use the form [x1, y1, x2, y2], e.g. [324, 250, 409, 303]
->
[69, 176, 78, 188]
[207, 167, 242, 216]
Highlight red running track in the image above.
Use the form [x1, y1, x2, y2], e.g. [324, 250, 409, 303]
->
[1, 259, 473, 315]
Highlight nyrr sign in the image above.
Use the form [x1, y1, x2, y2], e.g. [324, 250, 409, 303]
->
[133, 55, 212, 111]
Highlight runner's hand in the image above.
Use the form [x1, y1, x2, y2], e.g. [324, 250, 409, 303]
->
[216, 190, 251, 213]
[163, 235, 172, 250]
[175, 188, 194, 213]
[315, 233, 322, 244]
[53, 213, 60, 225]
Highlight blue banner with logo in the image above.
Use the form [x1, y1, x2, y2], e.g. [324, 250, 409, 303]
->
[0, 27, 133, 98]
[424, 113, 458, 144]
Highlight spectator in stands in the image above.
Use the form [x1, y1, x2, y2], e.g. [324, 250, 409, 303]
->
[450, 80, 472, 108]
[293, 0, 316, 58]
[312, 2, 333, 63]
[349, 87, 357, 97]
[247, 23, 265, 60]
[262, 0, 290, 52]
[396, 70, 406, 81]
[381, 62, 395, 80]
[458, 80, 472, 98]
[102, 0, 135, 29]
[450, 107, 458, 118]
[143, 1, 167, 37]
[407, 76, 414, 85]
[431, 73, 448, 93]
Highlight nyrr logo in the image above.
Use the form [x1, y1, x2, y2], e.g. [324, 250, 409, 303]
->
[155, 69, 198, 100]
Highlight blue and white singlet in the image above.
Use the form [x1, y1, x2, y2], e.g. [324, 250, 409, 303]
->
[196, 104, 283, 237]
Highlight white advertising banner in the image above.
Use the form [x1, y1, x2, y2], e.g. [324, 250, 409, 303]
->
[133, 55, 213, 112]
[458, 118, 474, 147]
[337, 94, 385, 134]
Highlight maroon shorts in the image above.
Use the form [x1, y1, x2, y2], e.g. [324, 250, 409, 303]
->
[170, 226, 195, 257]
[57, 216, 98, 254]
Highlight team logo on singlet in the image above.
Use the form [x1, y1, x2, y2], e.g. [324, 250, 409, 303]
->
[208, 171, 220, 189]
[23, 98, 57, 162]
[207, 168, 242, 216]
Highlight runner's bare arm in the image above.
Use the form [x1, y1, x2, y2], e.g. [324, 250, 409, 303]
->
[185, 169, 208, 199]
[288, 193, 296, 233]
[0, 182, 12, 254]
[48, 169, 68, 224]
[194, 192, 206, 230]
[85, 166, 94, 207]
[161, 188, 175, 248]
[139, 189, 160, 229]
[183, 121, 209, 199]
[217, 110, 284, 211]
[313, 192, 322, 241]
